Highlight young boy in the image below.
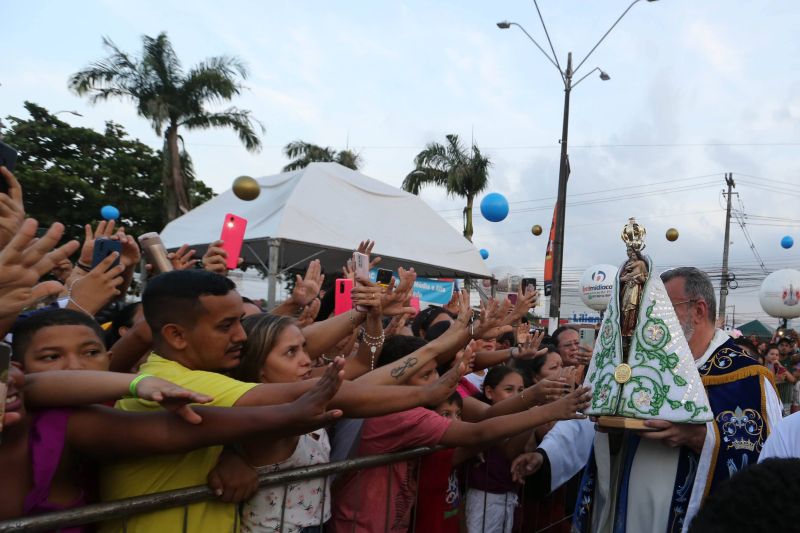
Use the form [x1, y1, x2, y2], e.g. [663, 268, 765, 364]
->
[11, 308, 110, 372]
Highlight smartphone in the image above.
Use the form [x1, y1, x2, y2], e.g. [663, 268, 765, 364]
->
[409, 296, 421, 314]
[220, 213, 248, 270]
[376, 268, 393, 287]
[579, 328, 597, 350]
[352, 252, 370, 312]
[91, 238, 122, 270]
[138, 232, 174, 274]
[335, 278, 354, 316]
[0, 141, 18, 195]
[0, 343, 12, 443]
[521, 277, 537, 294]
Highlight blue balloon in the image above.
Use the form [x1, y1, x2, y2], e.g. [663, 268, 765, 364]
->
[101, 205, 120, 221]
[480, 192, 509, 222]
[781, 235, 794, 249]
[479, 248, 489, 260]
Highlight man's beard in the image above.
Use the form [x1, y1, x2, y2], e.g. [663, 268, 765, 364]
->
[679, 315, 695, 343]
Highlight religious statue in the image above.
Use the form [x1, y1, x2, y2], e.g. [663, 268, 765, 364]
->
[619, 219, 648, 339]
[582, 217, 712, 431]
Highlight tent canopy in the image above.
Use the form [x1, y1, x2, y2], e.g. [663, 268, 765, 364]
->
[737, 319, 774, 340]
[161, 163, 492, 282]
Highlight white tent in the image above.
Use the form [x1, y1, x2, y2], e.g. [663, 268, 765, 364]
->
[161, 163, 491, 305]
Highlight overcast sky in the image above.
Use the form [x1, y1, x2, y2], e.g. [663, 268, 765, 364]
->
[3, 0, 799, 327]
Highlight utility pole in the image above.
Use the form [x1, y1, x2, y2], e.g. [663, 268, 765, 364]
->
[719, 173, 735, 324]
[548, 52, 572, 333]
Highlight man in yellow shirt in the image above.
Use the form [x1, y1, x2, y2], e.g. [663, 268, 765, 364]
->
[100, 270, 456, 533]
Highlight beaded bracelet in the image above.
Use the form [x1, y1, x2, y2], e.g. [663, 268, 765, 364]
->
[129, 373, 153, 398]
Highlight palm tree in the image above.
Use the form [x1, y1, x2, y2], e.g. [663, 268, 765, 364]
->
[70, 33, 263, 221]
[282, 140, 362, 172]
[402, 134, 491, 242]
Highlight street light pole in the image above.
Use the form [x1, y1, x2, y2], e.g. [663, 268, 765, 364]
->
[549, 52, 572, 329]
[498, 0, 655, 332]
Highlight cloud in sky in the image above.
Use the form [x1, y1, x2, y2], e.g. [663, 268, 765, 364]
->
[2, 0, 799, 326]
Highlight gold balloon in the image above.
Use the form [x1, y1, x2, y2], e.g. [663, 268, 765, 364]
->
[531, 224, 543, 236]
[666, 228, 679, 242]
[232, 175, 260, 201]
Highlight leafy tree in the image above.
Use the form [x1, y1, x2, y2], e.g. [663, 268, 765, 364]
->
[402, 134, 491, 242]
[282, 140, 362, 172]
[69, 32, 262, 221]
[1, 101, 213, 240]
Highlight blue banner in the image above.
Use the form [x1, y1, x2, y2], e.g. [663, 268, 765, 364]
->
[369, 269, 455, 305]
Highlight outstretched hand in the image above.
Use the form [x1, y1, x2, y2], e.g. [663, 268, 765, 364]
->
[0, 166, 25, 250]
[0, 219, 79, 319]
[511, 451, 544, 483]
[291, 357, 345, 429]
[291, 259, 324, 306]
[513, 330, 548, 359]
[134, 375, 214, 425]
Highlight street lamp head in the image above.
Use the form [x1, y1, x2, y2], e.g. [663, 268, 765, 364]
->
[496, 21, 512, 29]
[599, 70, 610, 81]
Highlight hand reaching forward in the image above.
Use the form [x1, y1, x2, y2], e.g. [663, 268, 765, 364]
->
[67, 252, 126, 316]
[512, 330, 548, 360]
[297, 298, 321, 327]
[511, 451, 544, 483]
[169, 244, 198, 270]
[0, 219, 79, 319]
[291, 259, 324, 306]
[423, 355, 465, 407]
[528, 378, 570, 406]
[133, 375, 214, 425]
[0, 166, 25, 250]
[472, 299, 514, 340]
[546, 386, 592, 421]
[289, 357, 346, 433]
[78, 220, 117, 266]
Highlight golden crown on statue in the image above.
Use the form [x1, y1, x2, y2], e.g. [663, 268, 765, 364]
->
[621, 217, 647, 252]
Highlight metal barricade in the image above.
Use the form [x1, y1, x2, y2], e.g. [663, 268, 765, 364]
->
[0, 446, 572, 533]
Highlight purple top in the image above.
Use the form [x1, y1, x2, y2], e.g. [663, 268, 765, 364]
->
[466, 446, 517, 494]
[24, 408, 90, 533]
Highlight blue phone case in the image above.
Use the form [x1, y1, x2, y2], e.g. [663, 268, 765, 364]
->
[91, 238, 122, 270]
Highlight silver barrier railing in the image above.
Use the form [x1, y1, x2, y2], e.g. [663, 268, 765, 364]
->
[0, 445, 572, 533]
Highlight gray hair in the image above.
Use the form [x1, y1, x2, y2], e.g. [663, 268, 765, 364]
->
[660, 267, 716, 324]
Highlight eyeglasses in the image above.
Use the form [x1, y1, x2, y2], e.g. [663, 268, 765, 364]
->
[672, 299, 699, 307]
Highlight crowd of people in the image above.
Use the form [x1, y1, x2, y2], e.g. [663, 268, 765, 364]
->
[1, 159, 799, 533]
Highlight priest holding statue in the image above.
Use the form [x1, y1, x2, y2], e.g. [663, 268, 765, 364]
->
[513, 218, 782, 533]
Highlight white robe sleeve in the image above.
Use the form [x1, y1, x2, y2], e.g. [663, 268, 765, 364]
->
[760, 380, 793, 461]
[538, 417, 595, 492]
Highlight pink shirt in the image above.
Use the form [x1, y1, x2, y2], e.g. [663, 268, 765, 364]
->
[330, 407, 451, 533]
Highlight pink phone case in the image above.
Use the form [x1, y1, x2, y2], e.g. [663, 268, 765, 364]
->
[220, 213, 247, 270]
[335, 278, 354, 316]
[409, 296, 421, 314]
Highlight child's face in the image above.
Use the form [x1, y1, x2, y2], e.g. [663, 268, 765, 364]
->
[435, 400, 462, 421]
[485, 372, 525, 404]
[23, 325, 110, 373]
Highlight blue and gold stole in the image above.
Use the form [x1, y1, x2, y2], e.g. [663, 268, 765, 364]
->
[574, 338, 775, 533]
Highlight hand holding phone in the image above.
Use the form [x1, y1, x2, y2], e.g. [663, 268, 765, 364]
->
[220, 213, 247, 270]
[352, 252, 370, 312]
[91, 238, 122, 270]
[335, 278, 354, 316]
[138, 232, 174, 274]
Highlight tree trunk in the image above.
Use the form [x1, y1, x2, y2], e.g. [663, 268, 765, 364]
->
[464, 195, 474, 242]
[165, 123, 192, 222]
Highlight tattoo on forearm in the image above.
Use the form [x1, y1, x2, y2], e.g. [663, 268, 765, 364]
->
[390, 357, 418, 380]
